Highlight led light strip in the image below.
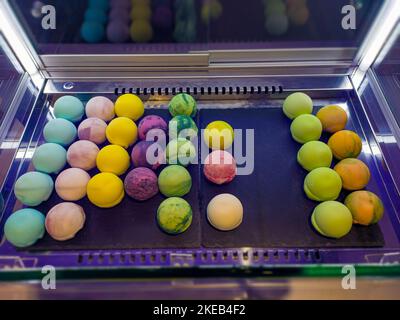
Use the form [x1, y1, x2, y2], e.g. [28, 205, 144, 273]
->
[0, 0, 44, 88]
[352, 0, 400, 88]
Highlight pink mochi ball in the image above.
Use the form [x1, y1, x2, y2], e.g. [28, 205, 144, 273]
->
[138, 115, 168, 141]
[78, 117, 107, 144]
[45, 202, 86, 241]
[67, 140, 99, 171]
[85, 96, 115, 122]
[55, 168, 91, 201]
[204, 150, 237, 185]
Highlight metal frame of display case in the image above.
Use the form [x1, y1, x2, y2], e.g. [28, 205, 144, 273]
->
[0, 0, 400, 285]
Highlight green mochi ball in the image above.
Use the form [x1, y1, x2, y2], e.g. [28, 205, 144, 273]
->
[297, 141, 332, 171]
[311, 201, 353, 238]
[168, 93, 197, 117]
[283, 92, 313, 119]
[169, 115, 198, 140]
[304, 167, 342, 202]
[166, 138, 197, 166]
[157, 197, 193, 234]
[290, 114, 322, 144]
[158, 165, 192, 197]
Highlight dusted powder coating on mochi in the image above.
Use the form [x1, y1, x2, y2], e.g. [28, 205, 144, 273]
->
[311, 201, 353, 238]
[14, 171, 54, 206]
[85, 96, 115, 122]
[282, 92, 313, 120]
[78, 117, 107, 144]
[53, 95, 85, 123]
[87, 172, 125, 208]
[131, 141, 164, 170]
[43, 118, 77, 147]
[32, 143, 67, 174]
[207, 193, 243, 231]
[45, 202, 86, 241]
[138, 115, 168, 140]
[67, 140, 99, 170]
[124, 167, 158, 201]
[204, 150, 236, 185]
[4, 208, 45, 247]
[55, 168, 90, 201]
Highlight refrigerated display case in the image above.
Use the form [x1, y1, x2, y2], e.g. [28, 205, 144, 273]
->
[0, 0, 400, 299]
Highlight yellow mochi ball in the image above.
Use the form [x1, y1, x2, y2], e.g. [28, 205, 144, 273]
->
[96, 144, 130, 176]
[106, 117, 138, 148]
[204, 121, 234, 150]
[87, 172, 125, 208]
[114, 94, 144, 121]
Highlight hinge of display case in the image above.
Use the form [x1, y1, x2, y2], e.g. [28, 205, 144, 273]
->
[0, 256, 38, 269]
[365, 252, 400, 264]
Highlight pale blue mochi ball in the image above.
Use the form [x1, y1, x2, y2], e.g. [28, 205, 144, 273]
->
[85, 8, 108, 24]
[81, 21, 105, 43]
[14, 171, 54, 206]
[43, 118, 77, 147]
[32, 143, 67, 174]
[4, 208, 45, 247]
[89, 0, 110, 11]
[53, 95, 84, 123]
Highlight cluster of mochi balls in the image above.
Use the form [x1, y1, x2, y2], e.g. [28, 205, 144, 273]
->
[80, 0, 173, 44]
[263, 0, 310, 37]
[5, 95, 117, 248]
[283, 92, 384, 239]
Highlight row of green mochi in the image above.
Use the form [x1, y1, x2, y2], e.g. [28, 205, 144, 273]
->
[283, 92, 384, 239]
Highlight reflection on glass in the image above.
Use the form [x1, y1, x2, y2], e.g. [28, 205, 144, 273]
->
[9, 0, 384, 54]
[372, 23, 400, 128]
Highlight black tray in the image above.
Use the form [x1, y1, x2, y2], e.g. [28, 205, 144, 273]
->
[30, 106, 384, 251]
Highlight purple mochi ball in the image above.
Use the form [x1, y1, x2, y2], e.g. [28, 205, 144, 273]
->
[138, 115, 168, 141]
[152, 6, 173, 29]
[124, 167, 158, 201]
[110, 0, 131, 9]
[131, 141, 164, 170]
[107, 21, 130, 43]
[109, 7, 131, 23]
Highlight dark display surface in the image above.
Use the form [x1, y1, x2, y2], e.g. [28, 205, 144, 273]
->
[27, 106, 384, 251]
[200, 107, 384, 248]
[31, 109, 201, 250]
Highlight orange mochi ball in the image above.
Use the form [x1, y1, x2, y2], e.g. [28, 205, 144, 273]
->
[328, 130, 362, 160]
[334, 158, 370, 191]
[344, 191, 384, 226]
[316, 105, 348, 133]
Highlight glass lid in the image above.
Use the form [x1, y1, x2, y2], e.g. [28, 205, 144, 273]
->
[8, 0, 384, 55]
